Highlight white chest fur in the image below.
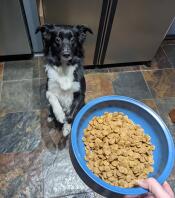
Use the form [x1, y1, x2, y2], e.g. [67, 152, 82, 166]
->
[45, 64, 80, 112]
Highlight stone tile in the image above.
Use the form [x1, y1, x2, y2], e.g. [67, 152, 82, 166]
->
[112, 72, 152, 100]
[38, 56, 47, 78]
[155, 98, 175, 183]
[143, 69, 175, 98]
[31, 79, 41, 110]
[0, 80, 32, 113]
[108, 65, 141, 73]
[3, 59, 39, 81]
[40, 108, 64, 151]
[42, 146, 90, 198]
[85, 73, 115, 102]
[162, 45, 175, 67]
[0, 153, 15, 174]
[65, 192, 95, 198]
[0, 79, 41, 113]
[0, 111, 41, 153]
[141, 99, 159, 113]
[0, 146, 44, 198]
[140, 47, 172, 70]
[85, 68, 109, 74]
[167, 179, 175, 194]
[155, 98, 175, 141]
[40, 78, 49, 108]
[0, 81, 2, 102]
[0, 63, 3, 81]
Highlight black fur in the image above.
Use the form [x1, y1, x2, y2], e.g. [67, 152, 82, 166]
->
[36, 24, 92, 133]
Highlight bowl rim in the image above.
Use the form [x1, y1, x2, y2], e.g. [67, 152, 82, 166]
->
[71, 95, 175, 195]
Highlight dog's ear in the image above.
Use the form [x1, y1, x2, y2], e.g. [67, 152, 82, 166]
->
[75, 25, 93, 43]
[35, 24, 54, 41]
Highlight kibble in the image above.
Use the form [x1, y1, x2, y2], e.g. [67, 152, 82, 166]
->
[83, 112, 155, 188]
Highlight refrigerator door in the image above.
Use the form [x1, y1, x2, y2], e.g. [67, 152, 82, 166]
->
[43, 0, 102, 65]
[0, 0, 31, 56]
[104, 0, 175, 64]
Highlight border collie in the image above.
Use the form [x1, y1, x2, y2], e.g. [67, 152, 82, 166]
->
[36, 24, 92, 139]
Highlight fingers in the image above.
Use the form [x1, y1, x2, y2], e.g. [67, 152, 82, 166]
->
[163, 181, 175, 198]
[137, 178, 169, 198]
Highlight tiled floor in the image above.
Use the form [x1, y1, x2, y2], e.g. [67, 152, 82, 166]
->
[0, 41, 175, 197]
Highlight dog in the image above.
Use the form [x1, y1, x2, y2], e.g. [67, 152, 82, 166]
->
[36, 24, 93, 141]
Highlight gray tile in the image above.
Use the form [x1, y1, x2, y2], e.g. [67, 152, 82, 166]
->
[38, 56, 47, 78]
[85, 68, 109, 74]
[40, 78, 49, 108]
[0, 81, 2, 102]
[0, 63, 3, 81]
[0, 80, 32, 113]
[32, 79, 41, 110]
[3, 59, 39, 81]
[112, 72, 152, 100]
[0, 111, 41, 153]
[167, 179, 175, 194]
[162, 45, 175, 67]
[65, 192, 95, 198]
[0, 79, 41, 114]
[43, 146, 90, 198]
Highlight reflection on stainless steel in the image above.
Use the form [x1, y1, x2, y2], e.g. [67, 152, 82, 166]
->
[0, 0, 31, 56]
[104, 0, 175, 64]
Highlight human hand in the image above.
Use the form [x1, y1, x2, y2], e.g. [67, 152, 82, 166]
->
[125, 178, 174, 198]
[138, 178, 174, 198]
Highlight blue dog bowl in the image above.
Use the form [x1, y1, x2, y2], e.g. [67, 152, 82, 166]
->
[70, 96, 175, 197]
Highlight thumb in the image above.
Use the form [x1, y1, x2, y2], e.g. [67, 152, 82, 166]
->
[137, 178, 169, 198]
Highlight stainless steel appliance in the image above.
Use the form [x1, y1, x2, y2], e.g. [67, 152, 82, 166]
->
[0, 0, 175, 66]
[0, 0, 32, 56]
[103, 0, 175, 64]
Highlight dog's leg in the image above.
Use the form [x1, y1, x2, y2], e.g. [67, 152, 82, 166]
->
[47, 105, 54, 122]
[62, 122, 71, 137]
[66, 93, 85, 123]
[46, 91, 66, 124]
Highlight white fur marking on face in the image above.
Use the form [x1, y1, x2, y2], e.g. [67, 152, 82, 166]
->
[63, 122, 71, 137]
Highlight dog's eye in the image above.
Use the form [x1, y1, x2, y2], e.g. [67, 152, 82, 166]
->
[70, 37, 75, 43]
[55, 37, 61, 43]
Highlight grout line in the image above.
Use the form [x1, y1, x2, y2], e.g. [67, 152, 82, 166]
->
[0, 81, 3, 102]
[153, 98, 161, 115]
[51, 191, 94, 198]
[0, 109, 41, 116]
[161, 46, 174, 68]
[3, 78, 41, 83]
[141, 71, 154, 100]
[0, 63, 4, 102]
[38, 56, 41, 79]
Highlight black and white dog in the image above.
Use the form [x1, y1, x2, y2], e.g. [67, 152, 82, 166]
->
[36, 24, 92, 138]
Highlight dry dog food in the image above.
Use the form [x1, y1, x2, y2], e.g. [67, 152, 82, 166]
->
[82, 112, 155, 188]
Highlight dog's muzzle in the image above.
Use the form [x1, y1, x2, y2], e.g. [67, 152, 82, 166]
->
[61, 44, 72, 61]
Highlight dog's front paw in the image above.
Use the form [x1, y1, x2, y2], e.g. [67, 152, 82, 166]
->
[63, 123, 71, 137]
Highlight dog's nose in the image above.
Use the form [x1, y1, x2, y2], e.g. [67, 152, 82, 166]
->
[62, 53, 70, 58]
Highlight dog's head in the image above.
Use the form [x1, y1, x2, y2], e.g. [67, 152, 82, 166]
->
[36, 24, 93, 66]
